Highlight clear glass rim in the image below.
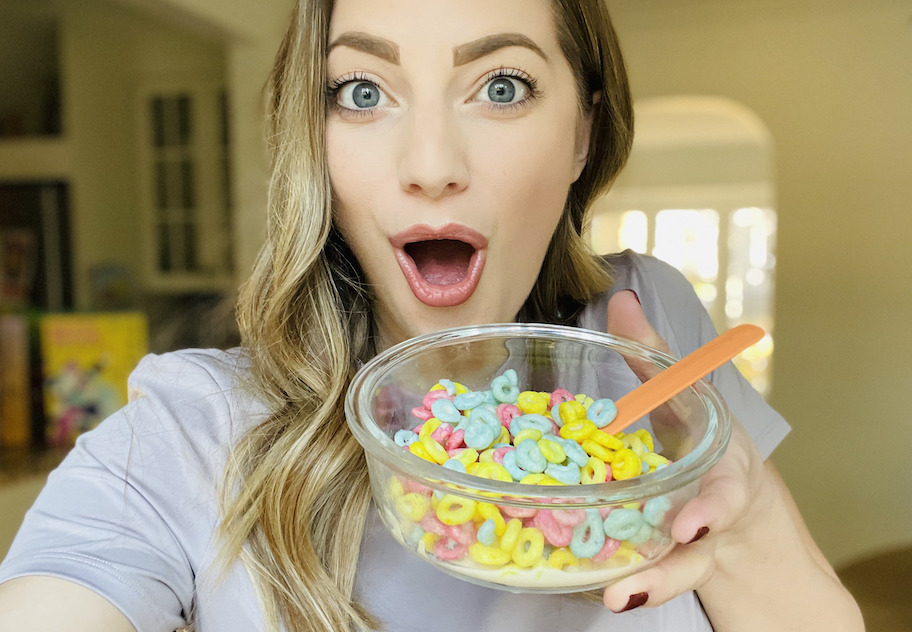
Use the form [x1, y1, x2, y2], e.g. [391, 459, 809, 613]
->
[345, 323, 732, 506]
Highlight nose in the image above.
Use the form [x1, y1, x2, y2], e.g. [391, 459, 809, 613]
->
[398, 103, 469, 200]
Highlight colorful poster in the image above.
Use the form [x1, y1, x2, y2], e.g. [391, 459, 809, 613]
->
[39, 312, 148, 447]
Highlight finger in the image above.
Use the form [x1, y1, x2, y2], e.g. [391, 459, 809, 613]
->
[670, 426, 754, 544]
[606, 290, 669, 354]
[602, 538, 717, 612]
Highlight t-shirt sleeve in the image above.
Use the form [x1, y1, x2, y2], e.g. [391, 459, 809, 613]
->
[0, 351, 245, 632]
[586, 252, 790, 459]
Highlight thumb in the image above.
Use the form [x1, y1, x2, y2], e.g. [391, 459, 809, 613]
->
[606, 290, 668, 354]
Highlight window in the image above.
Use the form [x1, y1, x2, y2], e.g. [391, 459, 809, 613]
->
[138, 83, 232, 292]
[590, 97, 776, 395]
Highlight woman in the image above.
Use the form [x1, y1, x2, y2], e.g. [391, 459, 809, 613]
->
[0, 0, 863, 630]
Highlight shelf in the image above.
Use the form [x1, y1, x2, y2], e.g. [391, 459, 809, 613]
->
[0, 137, 70, 181]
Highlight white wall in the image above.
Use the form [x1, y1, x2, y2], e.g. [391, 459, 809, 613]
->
[605, 0, 912, 567]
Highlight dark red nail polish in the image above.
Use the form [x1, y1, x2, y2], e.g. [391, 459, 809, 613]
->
[615, 592, 648, 613]
[688, 526, 710, 544]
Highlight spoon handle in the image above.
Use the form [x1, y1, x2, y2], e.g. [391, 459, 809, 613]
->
[601, 324, 765, 436]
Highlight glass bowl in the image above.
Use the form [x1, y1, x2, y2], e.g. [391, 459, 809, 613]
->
[345, 323, 731, 593]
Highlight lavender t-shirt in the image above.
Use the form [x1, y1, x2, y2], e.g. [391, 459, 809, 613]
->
[0, 252, 789, 631]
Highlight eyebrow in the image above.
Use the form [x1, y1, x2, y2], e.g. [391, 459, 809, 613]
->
[327, 31, 548, 68]
[453, 33, 548, 66]
[328, 32, 400, 65]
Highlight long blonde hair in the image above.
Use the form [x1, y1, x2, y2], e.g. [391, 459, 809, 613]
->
[223, 1, 633, 630]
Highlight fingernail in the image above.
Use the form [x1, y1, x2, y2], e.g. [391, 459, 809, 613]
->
[629, 289, 641, 304]
[688, 526, 710, 544]
[614, 592, 648, 613]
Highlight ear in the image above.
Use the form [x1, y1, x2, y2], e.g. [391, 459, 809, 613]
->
[572, 93, 599, 181]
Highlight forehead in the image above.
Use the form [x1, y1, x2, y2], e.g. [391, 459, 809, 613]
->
[328, 0, 559, 52]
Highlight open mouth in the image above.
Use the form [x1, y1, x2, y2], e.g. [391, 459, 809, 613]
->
[390, 225, 488, 308]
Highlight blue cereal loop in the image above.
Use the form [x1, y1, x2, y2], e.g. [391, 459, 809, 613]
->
[482, 390, 499, 406]
[442, 458, 467, 474]
[570, 508, 606, 559]
[550, 403, 565, 427]
[628, 521, 654, 545]
[394, 429, 418, 447]
[464, 420, 497, 450]
[477, 519, 497, 546]
[557, 437, 590, 467]
[431, 398, 462, 423]
[469, 406, 501, 433]
[509, 413, 552, 437]
[503, 369, 518, 385]
[587, 398, 618, 428]
[454, 391, 485, 411]
[491, 375, 519, 404]
[602, 508, 644, 541]
[437, 379, 457, 396]
[545, 462, 581, 485]
[502, 450, 528, 481]
[643, 495, 672, 527]
[515, 439, 547, 473]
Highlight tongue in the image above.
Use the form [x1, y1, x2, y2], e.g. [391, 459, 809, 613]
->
[405, 240, 474, 286]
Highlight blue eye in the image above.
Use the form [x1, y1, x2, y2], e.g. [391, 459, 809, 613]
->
[475, 73, 536, 107]
[487, 78, 516, 103]
[334, 79, 389, 111]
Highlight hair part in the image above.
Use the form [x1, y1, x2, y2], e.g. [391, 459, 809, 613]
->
[224, 1, 632, 630]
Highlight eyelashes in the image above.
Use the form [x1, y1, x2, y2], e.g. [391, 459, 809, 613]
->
[325, 67, 542, 118]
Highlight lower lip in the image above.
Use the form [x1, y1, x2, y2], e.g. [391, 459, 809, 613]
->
[394, 248, 487, 308]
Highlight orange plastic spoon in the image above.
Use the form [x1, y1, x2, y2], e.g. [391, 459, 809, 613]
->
[601, 324, 766, 435]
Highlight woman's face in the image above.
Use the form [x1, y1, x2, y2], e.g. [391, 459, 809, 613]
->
[326, 0, 591, 348]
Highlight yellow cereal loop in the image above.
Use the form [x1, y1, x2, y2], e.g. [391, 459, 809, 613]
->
[519, 473, 548, 485]
[454, 382, 468, 395]
[419, 532, 438, 552]
[535, 476, 565, 486]
[575, 394, 594, 408]
[538, 438, 566, 464]
[517, 391, 548, 415]
[581, 456, 608, 484]
[642, 452, 670, 469]
[633, 428, 655, 452]
[500, 518, 523, 551]
[514, 428, 542, 445]
[409, 441, 436, 463]
[587, 430, 624, 451]
[558, 400, 586, 423]
[454, 448, 479, 467]
[388, 476, 405, 498]
[549, 547, 579, 569]
[511, 528, 545, 568]
[395, 493, 430, 522]
[420, 436, 450, 465]
[469, 542, 512, 566]
[478, 448, 496, 463]
[466, 462, 481, 475]
[611, 448, 641, 480]
[580, 439, 614, 463]
[560, 419, 597, 442]
[436, 494, 477, 525]
[497, 426, 511, 445]
[476, 502, 507, 536]
[625, 433, 646, 456]
[418, 417, 441, 441]
[430, 383, 446, 391]
[475, 462, 513, 483]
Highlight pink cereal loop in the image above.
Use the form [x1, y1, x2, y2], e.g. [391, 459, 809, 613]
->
[445, 429, 466, 451]
[592, 537, 622, 562]
[431, 422, 453, 443]
[551, 508, 586, 527]
[411, 406, 434, 421]
[403, 479, 433, 496]
[492, 446, 514, 464]
[549, 388, 574, 408]
[598, 506, 612, 520]
[446, 521, 477, 545]
[532, 510, 573, 547]
[498, 504, 538, 519]
[496, 404, 522, 429]
[422, 389, 452, 410]
[420, 513, 449, 536]
[434, 537, 468, 561]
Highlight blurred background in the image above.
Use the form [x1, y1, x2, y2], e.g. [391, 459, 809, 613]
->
[0, 0, 910, 628]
